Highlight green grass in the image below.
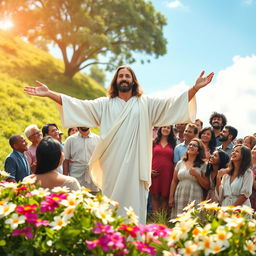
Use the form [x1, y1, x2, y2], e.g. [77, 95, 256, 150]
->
[0, 30, 106, 168]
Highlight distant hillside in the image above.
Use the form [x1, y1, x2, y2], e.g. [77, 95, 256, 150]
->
[0, 30, 106, 168]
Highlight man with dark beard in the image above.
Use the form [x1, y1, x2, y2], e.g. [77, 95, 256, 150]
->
[209, 112, 227, 146]
[217, 125, 238, 156]
[24, 65, 214, 224]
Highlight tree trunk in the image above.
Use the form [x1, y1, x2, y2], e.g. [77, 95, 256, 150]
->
[63, 63, 80, 78]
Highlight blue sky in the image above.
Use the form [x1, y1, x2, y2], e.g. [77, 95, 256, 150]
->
[125, 0, 256, 137]
[129, 0, 256, 93]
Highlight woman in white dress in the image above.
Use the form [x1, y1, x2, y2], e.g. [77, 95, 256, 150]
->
[216, 144, 253, 207]
[169, 138, 208, 218]
[23, 137, 81, 191]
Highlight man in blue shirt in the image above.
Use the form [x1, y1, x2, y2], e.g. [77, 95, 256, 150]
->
[4, 135, 31, 182]
[174, 123, 198, 164]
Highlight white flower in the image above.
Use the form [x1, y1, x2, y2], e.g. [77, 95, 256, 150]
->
[183, 200, 196, 211]
[209, 240, 227, 254]
[197, 235, 215, 256]
[244, 240, 256, 254]
[212, 226, 232, 247]
[51, 186, 70, 193]
[179, 241, 198, 256]
[94, 207, 114, 224]
[5, 213, 25, 229]
[83, 198, 100, 211]
[0, 170, 9, 178]
[61, 206, 76, 220]
[30, 187, 50, 198]
[50, 216, 68, 230]
[21, 176, 37, 185]
[0, 182, 18, 189]
[166, 228, 182, 246]
[0, 202, 16, 218]
[163, 249, 181, 256]
[46, 240, 53, 247]
[60, 194, 80, 207]
[124, 206, 139, 225]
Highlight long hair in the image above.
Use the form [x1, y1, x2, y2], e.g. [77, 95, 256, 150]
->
[107, 66, 143, 98]
[199, 127, 216, 154]
[154, 126, 176, 149]
[183, 138, 205, 168]
[228, 144, 252, 177]
[36, 137, 62, 174]
[205, 149, 230, 185]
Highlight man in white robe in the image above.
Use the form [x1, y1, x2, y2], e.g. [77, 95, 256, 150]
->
[24, 66, 214, 223]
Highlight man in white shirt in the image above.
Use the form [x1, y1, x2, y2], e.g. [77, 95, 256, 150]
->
[63, 127, 100, 192]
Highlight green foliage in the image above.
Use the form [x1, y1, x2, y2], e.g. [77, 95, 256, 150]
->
[1, 0, 167, 77]
[0, 30, 106, 168]
[88, 65, 106, 87]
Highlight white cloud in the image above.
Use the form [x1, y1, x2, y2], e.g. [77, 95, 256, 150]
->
[151, 55, 256, 138]
[243, 0, 253, 5]
[166, 0, 183, 9]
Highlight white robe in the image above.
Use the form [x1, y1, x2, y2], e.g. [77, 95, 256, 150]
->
[58, 91, 196, 223]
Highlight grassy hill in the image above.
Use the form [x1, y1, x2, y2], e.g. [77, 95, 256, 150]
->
[0, 30, 106, 168]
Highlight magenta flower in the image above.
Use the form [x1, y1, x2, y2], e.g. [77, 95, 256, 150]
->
[46, 193, 67, 202]
[107, 232, 126, 249]
[86, 239, 100, 250]
[16, 204, 38, 214]
[93, 222, 115, 234]
[133, 241, 156, 255]
[12, 227, 34, 239]
[24, 212, 38, 223]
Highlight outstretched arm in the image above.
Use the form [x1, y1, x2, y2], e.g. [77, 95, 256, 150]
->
[188, 71, 214, 101]
[24, 81, 62, 105]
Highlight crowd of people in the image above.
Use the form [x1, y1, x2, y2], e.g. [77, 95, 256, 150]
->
[4, 123, 99, 193]
[149, 112, 256, 218]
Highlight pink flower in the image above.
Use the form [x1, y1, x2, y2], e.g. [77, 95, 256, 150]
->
[12, 227, 33, 239]
[34, 218, 49, 227]
[40, 193, 67, 212]
[133, 241, 156, 255]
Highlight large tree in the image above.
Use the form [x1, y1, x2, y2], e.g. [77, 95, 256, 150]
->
[1, 0, 167, 78]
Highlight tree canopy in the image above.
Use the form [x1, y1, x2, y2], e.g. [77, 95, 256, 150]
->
[1, 0, 167, 78]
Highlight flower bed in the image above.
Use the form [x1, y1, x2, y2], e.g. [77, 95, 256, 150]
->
[0, 171, 256, 256]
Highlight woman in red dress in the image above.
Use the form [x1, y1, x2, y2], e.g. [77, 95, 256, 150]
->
[150, 126, 176, 213]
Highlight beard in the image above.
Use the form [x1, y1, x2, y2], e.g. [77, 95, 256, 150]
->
[117, 81, 133, 93]
[219, 135, 228, 142]
[212, 123, 221, 129]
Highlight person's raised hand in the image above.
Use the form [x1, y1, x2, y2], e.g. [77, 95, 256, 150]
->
[194, 71, 214, 90]
[24, 81, 49, 97]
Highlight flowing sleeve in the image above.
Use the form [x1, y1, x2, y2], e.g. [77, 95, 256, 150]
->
[148, 91, 197, 127]
[240, 169, 253, 198]
[58, 95, 108, 128]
